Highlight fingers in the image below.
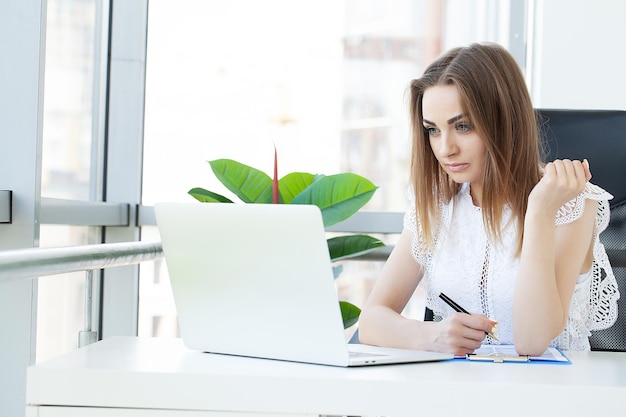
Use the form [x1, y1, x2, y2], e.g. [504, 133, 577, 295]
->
[583, 158, 592, 181]
[529, 158, 592, 217]
[547, 158, 591, 182]
[435, 314, 494, 355]
[542, 158, 590, 200]
[488, 318, 499, 340]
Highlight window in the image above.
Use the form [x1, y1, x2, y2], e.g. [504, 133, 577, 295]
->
[37, 0, 109, 363]
[140, 0, 518, 337]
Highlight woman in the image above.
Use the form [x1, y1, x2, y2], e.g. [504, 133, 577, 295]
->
[358, 43, 618, 356]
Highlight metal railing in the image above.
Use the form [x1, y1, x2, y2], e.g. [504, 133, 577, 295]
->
[0, 241, 163, 285]
[0, 241, 164, 346]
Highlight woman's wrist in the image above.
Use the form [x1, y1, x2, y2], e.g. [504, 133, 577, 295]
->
[524, 206, 556, 231]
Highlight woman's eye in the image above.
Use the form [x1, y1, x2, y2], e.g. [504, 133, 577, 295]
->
[424, 126, 439, 135]
[456, 122, 471, 132]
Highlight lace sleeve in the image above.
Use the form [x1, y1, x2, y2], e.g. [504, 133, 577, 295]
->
[555, 182, 613, 227]
[555, 183, 619, 337]
[403, 190, 428, 266]
[588, 236, 620, 331]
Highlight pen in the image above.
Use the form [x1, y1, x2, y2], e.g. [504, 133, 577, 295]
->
[438, 292, 499, 341]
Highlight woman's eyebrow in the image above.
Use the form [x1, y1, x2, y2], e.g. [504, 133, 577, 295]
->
[423, 114, 465, 126]
[446, 114, 465, 125]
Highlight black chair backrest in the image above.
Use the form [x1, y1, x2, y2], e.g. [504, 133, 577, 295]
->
[538, 109, 626, 207]
[538, 109, 626, 351]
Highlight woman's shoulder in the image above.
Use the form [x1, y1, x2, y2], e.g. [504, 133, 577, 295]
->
[555, 182, 613, 226]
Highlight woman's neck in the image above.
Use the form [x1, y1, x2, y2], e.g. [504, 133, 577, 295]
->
[469, 182, 483, 207]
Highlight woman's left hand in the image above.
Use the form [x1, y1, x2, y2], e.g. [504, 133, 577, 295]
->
[528, 159, 591, 213]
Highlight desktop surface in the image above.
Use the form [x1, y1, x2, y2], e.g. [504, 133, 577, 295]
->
[26, 336, 626, 417]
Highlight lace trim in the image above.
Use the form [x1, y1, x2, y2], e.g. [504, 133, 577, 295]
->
[479, 241, 498, 344]
[403, 206, 428, 265]
[555, 182, 613, 226]
[588, 245, 619, 330]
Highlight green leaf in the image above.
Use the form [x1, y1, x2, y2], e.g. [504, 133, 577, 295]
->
[327, 234, 385, 262]
[188, 187, 233, 203]
[340, 301, 361, 329]
[291, 173, 378, 226]
[278, 172, 317, 203]
[208, 159, 274, 203]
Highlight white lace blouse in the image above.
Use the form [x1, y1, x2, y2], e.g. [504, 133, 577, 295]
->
[405, 182, 619, 351]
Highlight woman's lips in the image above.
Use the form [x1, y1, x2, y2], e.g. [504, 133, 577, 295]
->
[446, 163, 469, 172]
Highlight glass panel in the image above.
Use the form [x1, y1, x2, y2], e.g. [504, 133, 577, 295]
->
[140, 0, 513, 337]
[42, 0, 105, 200]
[36, 226, 90, 363]
[138, 225, 179, 338]
[37, 0, 108, 361]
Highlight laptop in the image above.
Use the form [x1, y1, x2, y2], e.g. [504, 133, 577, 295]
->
[154, 202, 452, 367]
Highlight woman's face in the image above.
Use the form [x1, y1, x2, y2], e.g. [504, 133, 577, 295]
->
[422, 84, 487, 205]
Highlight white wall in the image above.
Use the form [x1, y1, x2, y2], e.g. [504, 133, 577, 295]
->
[529, 0, 626, 109]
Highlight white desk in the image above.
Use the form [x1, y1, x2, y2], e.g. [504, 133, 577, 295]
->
[26, 336, 626, 417]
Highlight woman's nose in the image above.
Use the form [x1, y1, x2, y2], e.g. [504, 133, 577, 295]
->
[438, 132, 458, 157]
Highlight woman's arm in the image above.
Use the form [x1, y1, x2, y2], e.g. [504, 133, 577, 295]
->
[359, 228, 495, 355]
[513, 159, 595, 355]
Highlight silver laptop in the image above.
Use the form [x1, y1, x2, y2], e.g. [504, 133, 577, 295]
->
[154, 202, 452, 367]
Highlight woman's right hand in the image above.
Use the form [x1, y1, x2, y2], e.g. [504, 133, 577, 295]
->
[428, 313, 497, 356]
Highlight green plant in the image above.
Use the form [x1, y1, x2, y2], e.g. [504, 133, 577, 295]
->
[189, 157, 384, 329]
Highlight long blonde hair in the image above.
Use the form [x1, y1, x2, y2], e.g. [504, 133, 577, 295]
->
[408, 42, 543, 254]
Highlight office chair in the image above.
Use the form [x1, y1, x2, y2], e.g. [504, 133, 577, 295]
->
[538, 109, 626, 351]
[357, 110, 626, 351]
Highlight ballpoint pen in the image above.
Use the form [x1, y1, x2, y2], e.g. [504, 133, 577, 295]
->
[438, 292, 499, 341]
